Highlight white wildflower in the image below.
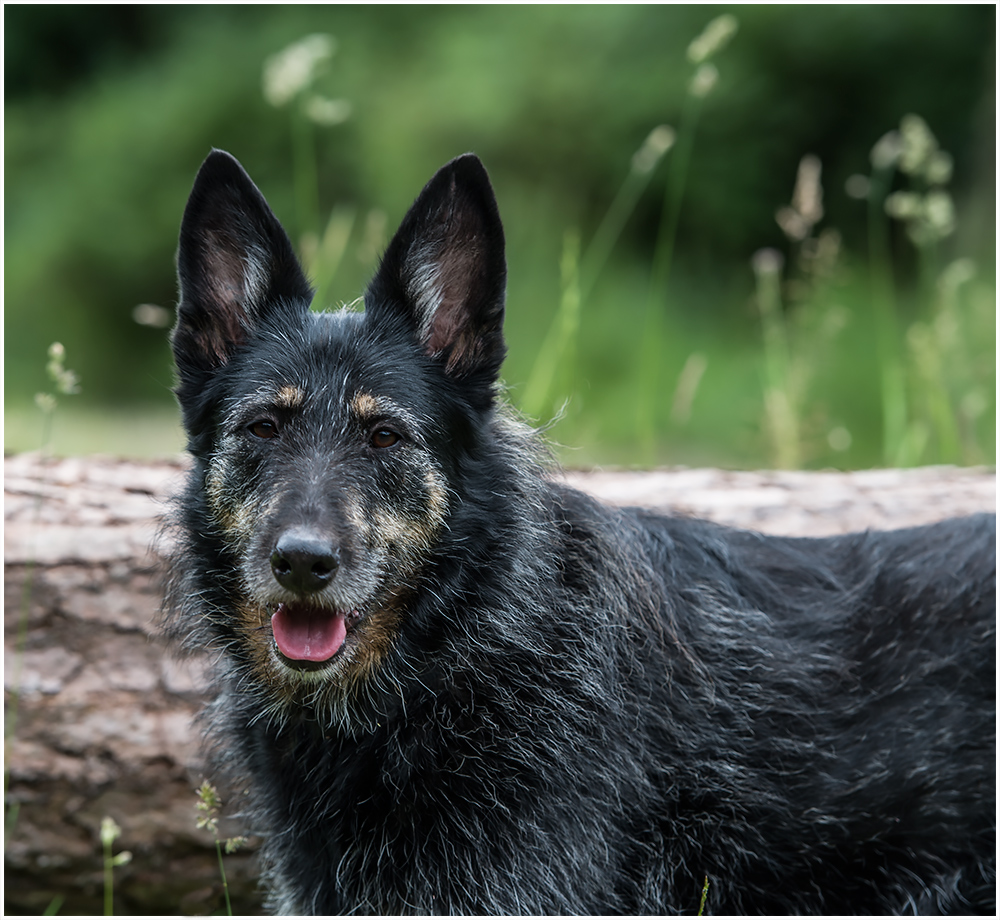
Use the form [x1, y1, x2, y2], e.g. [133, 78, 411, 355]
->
[922, 189, 955, 237]
[46, 341, 80, 395]
[775, 206, 810, 242]
[263, 34, 335, 107]
[888, 189, 956, 247]
[776, 155, 823, 242]
[631, 125, 676, 174]
[792, 154, 823, 226]
[100, 816, 122, 847]
[751, 247, 784, 276]
[687, 14, 739, 64]
[924, 150, 953, 186]
[960, 390, 987, 421]
[34, 392, 57, 414]
[689, 62, 718, 99]
[844, 174, 870, 200]
[132, 303, 173, 328]
[303, 95, 352, 126]
[870, 129, 903, 171]
[884, 191, 922, 220]
[938, 257, 976, 295]
[898, 113, 937, 177]
[827, 427, 852, 452]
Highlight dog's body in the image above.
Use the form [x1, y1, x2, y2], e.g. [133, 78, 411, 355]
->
[167, 150, 995, 915]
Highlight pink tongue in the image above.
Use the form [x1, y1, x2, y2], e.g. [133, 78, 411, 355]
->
[271, 605, 347, 662]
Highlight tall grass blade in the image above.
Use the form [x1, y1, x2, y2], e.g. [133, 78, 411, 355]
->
[308, 205, 356, 310]
[697, 875, 710, 916]
[524, 126, 674, 425]
[292, 110, 319, 240]
[753, 248, 800, 468]
[521, 231, 582, 420]
[866, 156, 909, 465]
[580, 125, 674, 302]
[216, 839, 233, 916]
[635, 66, 714, 462]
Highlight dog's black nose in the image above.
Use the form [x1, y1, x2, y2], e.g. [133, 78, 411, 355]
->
[270, 531, 339, 594]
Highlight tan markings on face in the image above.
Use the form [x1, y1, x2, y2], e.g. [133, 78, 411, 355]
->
[350, 391, 380, 419]
[274, 384, 306, 408]
[343, 492, 369, 535]
[236, 599, 299, 706]
[425, 467, 449, 521]
[206, 461, 255, 545]
[349, 390, 425, 433]
[372, 507, 442, 564]
[344, 603, 404, 689]
[370, 466, 449, 573]
[205, 459, 278, 549]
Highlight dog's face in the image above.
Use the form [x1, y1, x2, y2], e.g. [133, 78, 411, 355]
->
[172, 151, 507, 718]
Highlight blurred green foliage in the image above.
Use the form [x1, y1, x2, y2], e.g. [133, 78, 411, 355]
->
[5, 5, 995, 468]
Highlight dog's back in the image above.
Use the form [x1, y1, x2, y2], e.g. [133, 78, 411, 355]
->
[538, 485, 995, 913]
[624, 503, 995, 913]
[168, 150, 995, 915]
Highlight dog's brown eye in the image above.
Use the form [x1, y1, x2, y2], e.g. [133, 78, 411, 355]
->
[370, 428, 400, 449]
[249, 420, 279, 439]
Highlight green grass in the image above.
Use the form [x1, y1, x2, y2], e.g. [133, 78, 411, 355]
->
[503, 244, 994, 471]
[4, 403, 185, 458]
[500, 105, 995, 472]
[3, 251, 993, 470]
[3, 18, 993, 472]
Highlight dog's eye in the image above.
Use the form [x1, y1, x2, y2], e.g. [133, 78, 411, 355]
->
[370, 428, 400, 449]
[248, 419, 280, 440]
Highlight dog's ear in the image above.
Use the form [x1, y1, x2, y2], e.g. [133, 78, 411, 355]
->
[365, 154, 507, 381]
[173, 150, 313, 381]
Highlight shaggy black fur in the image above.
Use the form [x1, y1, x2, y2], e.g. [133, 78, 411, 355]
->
[167, 149, 996, 915]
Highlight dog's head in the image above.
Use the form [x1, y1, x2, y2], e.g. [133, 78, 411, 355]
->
[172, 151, 509, 724]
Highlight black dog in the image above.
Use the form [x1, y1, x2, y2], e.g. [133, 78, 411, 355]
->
[167, 149, 995, 915]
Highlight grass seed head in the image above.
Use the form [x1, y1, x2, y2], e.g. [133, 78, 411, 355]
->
[263, 34, 336, 107]
[687, 14, 739, 64]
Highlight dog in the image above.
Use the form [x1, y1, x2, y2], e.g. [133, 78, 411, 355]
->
[166, 149, 995, 915]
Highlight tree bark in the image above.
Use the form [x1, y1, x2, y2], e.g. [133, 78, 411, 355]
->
[4, 453, 994, 915]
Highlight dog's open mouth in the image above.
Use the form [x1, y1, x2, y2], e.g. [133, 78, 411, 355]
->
[271, 603, 362, 664]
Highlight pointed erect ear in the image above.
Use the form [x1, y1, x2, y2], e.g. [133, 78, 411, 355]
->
[365, 154, 507, 380]
[173, 150, 313, 378]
